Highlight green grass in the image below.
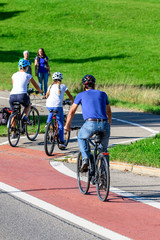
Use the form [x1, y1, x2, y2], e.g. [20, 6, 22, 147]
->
[1, 0, 160, 90]
[109, 134, 160, 168]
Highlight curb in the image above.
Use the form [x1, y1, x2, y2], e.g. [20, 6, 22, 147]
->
[52, 156, 160, 178]
[110, 161, 160, 178]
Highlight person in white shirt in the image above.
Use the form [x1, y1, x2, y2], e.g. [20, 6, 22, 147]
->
[46, 72, 74, 144]
[9, 59, 42, 124]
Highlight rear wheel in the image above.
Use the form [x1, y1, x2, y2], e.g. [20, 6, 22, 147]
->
[7, 113, 20, 147]
[77, 152, 90, 194]
[44, 121, 56, 156]
[26, 106, 40, 141]
[96, 153, 110, 202]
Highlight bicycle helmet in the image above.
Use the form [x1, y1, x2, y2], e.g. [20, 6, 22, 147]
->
[18, 59, 29, 68]
[81, 75, 96, 85]
[52, 72, 63, 81]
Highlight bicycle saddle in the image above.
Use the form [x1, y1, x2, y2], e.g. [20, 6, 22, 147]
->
[12, 102, 20, 105]
[94, 131, 103, 143]
[49, 110, 58, 113]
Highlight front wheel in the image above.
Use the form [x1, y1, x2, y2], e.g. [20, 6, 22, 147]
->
[57, 124, 70, 150]
[26, 106, 40, 141]
[7, 113, 20, 147]
[44, 121, 56, 156]
[96, 153, 110, 202]
[77, 152, 90, 195]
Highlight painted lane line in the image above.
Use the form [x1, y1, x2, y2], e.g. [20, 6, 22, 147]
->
[0, 182, 131, 240]
[0, 136, 27, 146]
[0, 97, 9, 100]
[50, 161, 160, 211]
[112, 117, 159, 135]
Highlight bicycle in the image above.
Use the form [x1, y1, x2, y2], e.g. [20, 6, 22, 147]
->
[7, 88, 40, 147]
[44, 99, 72, 156]
[77, 131, 110, 202]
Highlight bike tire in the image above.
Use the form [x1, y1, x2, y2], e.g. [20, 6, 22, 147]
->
[96, 153, 110, 202]
[63, 115, 70, 147]
[26, 106, 40, 141]
[77, 152, 90, 195]
[63, 130, 70, 147]
[44, 121, 56, 156]
[7, 113, 20, 147]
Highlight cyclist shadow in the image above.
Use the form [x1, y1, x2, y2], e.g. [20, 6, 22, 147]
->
[87, 188, 137, 203]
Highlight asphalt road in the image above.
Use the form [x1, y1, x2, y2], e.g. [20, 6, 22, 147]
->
[0, 90, 160, 240]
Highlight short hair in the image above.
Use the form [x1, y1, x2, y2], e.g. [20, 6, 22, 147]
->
[23, 50, 29, 56]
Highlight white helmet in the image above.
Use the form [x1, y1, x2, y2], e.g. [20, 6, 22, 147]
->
[52, 72, 63, 81]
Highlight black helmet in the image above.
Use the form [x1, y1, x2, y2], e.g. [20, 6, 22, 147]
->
[81, 75, 96, 85]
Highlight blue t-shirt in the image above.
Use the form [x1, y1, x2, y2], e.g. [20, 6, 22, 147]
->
[74, 89, 109, 121]
[35, 56, 48, 73]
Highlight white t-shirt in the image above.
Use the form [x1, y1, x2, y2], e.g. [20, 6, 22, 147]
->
[46, 84, 68, 107]
[10, 72, 32, 95]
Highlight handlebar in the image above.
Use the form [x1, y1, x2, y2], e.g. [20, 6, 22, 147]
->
[63, 99, 72, 106]
[27, 88, 40, 95]
[70, 126, 80, 130]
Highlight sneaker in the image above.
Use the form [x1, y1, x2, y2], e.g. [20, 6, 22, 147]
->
[81, 158, 89, 170]
[59, 141, 66, 149]
[90, 176, 96, 185]
[41, 96, 46, 99]
[22, 116, 30, 125]
[11, 133, 18, 139]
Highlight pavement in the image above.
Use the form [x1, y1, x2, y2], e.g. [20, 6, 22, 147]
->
[0, 90, 160, 178]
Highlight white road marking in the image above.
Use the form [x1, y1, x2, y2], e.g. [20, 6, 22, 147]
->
[0, 181, 131, 240]
[0, 136, 27, 146]
[112, 117, 158, 135]
[51, 161, 160, 211]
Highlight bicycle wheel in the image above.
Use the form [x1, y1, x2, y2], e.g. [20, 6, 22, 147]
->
[77, 152, 90, 194]
[62, 115, 70, 148]
[44, 121, 56, 156]
[7, 113, 20, 147]
[63, 130, 70, 147]
[26, 106, 40, 141]
[96, 153, 110, 202]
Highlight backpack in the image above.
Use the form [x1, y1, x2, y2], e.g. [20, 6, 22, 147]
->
[0, 107, 12, 125]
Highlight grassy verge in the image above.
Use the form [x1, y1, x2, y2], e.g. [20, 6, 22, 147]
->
[109, 134, 160, 168]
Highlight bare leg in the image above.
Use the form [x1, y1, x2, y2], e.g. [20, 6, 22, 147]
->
[24, 104, 31, 117]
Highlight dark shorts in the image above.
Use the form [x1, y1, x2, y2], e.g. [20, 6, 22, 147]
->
[9, 93, 30, 110]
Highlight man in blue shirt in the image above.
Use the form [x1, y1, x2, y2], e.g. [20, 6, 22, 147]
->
[64, 75, 112, 170]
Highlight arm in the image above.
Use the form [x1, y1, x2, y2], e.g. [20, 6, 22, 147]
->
[64, 103, 78, 131]
[47, 60, 51, 76]
[30, 78, 43, 94]
[46, 90, 50, 99]
[30, 65, 32, 76]
[65, 89, 74, 103]
[35, 58, 38, 76]
[106, 104, 112, 125]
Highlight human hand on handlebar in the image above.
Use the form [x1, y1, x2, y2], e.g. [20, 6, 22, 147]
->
[64, 124, 71, 132]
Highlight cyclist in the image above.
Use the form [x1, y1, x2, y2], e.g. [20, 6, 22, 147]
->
[46, 72, 74, 147]
[9, 59, 42, 136]
[64, 74, 112, 170]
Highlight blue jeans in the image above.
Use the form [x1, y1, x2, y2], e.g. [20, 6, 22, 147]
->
[47, 107, 64, 142]
[38, 72, 48, 95]
[77, 120, 110, 160]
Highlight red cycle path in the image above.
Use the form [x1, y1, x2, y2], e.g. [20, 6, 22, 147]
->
[0, 145, 160, 240]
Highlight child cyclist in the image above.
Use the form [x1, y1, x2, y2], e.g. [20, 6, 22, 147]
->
[46, 72, 74, 147]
